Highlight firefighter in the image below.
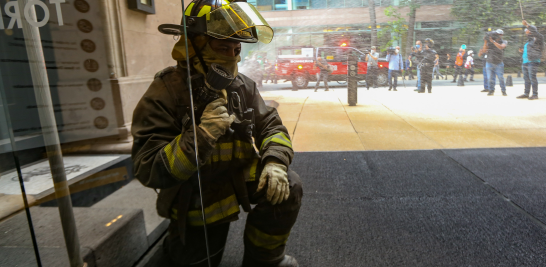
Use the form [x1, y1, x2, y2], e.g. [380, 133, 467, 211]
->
[131, 0, 302, 266]
[417, 38, 438, 93]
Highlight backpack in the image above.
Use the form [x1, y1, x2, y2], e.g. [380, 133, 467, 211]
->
[455, 52, 464, 66]
[327, 64, 334, 74]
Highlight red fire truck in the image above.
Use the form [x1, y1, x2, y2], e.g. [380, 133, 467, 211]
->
[275, 46, 389, 89]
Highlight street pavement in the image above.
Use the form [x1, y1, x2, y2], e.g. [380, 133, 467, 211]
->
[259, 74, 546, 152]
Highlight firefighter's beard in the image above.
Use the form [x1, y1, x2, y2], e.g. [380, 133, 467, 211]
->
[193, 43, 241, 78]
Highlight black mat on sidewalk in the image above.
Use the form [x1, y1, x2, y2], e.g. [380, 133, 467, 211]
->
[142, 148, 546, 266]
[218, 149, 546, 267]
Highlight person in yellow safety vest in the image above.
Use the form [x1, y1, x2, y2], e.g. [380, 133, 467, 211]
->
[131, 0, 302, 266]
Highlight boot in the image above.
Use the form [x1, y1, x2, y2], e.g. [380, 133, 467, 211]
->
[276, 255, 299, 267]
[242, 255, 299, 267]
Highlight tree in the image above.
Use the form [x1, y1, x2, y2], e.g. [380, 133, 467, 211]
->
[451, 0, 546, 42]
[404, 1, 418, 58]
[368, 0, 378, 47]
[377, 6, 407, 51]
[377, 0, 420, 55]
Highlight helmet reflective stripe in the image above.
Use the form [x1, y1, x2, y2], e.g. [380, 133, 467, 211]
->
[197, 5, 212, 19]
[184, 3, 195, 16]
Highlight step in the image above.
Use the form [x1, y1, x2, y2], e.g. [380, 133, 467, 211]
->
[0, 207, 147, 267]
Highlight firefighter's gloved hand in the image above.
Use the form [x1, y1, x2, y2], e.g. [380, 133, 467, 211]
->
[199, 98, 235, 140]
[257, 160, 289, 205]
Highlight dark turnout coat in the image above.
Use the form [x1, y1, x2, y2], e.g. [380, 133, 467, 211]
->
[131, 64, 294, 238]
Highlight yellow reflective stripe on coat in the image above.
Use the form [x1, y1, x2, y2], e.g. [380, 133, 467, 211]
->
[187, 194, 240, 226]
[260, 132, 292, 151]
[210, 140, 253, 163]
[233, 140, 253, 160]
[243, 158, 259, 182]
[245, 224, 290, 250]
[164, 135, 197, 181]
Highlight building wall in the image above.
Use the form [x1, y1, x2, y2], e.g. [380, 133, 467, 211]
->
[260, 5, 454, 27]
[111, 1, 186, 132]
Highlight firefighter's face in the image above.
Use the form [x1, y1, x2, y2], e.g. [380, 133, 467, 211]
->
[209, 39, 242, 57]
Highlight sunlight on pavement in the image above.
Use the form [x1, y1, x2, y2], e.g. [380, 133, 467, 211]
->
[261, 84, 546, 152]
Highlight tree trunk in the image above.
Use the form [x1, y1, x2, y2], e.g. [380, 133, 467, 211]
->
[405, 6, 417, 58]
[368, 0, 377, 47]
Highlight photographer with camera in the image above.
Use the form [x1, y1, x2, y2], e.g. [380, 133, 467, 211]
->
[365, 46, 380, 90]
[516, 20, 544, 100]
[417, 38, 437, 93]
[386, 46, 404, 91]
[483, 29, 508, 96]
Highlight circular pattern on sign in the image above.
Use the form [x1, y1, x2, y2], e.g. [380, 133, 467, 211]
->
[87, 78, 102, 92]
[74, 0, 90, 13]
[350, 71, 356, 77]
[77, 19, 93, 33]
[84, 59, 99, 72]
[80, 39, 96, 53]
[94, 116, 109, 129]
[350, 65, 356, 71]
[90, 98, 105, 110]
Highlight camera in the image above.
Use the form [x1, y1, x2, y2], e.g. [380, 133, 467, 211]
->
[484, 31, 501, 43]
[387, 47, 396, 55]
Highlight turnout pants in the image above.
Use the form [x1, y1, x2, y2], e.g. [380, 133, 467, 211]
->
[366, 66, 378, 88]
[164, 170, 303, 267]
[420, 66, 434, 93]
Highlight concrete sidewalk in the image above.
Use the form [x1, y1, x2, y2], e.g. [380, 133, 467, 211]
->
[260, 82, 546, 152]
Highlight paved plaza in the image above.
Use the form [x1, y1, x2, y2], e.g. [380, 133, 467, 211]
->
[260, 75, 546, 152]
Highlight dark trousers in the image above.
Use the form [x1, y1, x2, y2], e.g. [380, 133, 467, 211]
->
[523, 62, 539, 96]
[452, 65, 464, 82]
[164, 170, 303, 267]
[420, 67, 433, 92]
[315, 72, 329, 90]
[366, 66, 378, 88]
[265, 72, 277, 84]
[407, 67, 415, 80]
[464, 67, 474, 81]
[388, 69, 400, 89]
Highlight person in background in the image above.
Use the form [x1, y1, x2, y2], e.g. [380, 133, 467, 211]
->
[445, 53, 454, 80]
[413, 41, 423, 91]
[418, 38, 437, 94]
[386, 46, 404, 91]
[263, 59, 277, 84]
[432, 54, 444, 80]
[314, 56, 329, 92]
[365, 46, 380, 89]
[483, 29, 508, 96]
[464, 50, 475, 82]
[452, 46, 466, 83]
[517, 20, 543, 100]
[478, 48, 494, 92]
[406, 50, 414, 80]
